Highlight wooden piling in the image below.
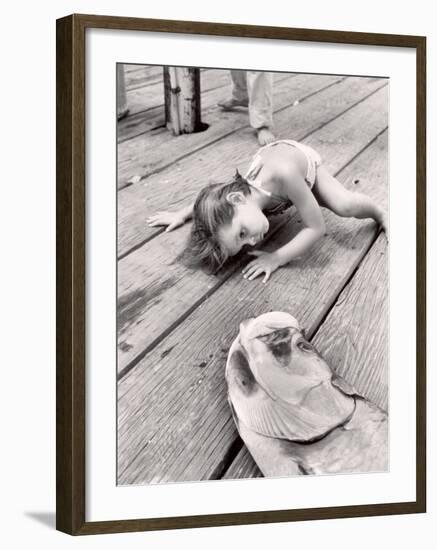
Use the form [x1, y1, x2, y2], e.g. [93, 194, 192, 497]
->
[164, 66, 201, 135]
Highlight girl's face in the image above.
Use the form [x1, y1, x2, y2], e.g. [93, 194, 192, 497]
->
[218, 194, 269, 256]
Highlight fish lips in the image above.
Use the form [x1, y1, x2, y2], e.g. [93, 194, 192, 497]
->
[238, 313, 302, 376]
[239, 311, 300, 342]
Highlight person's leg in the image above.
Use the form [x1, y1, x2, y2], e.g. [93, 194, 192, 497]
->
[313, 165, 388, 232]
[117, 64, 129, 120]
[246, 71, 275, 145]
[218, 70, 249, 110]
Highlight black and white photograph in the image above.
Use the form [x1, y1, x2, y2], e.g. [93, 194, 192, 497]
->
[116, 64, 389, 486]
[2, 0, 433, 543]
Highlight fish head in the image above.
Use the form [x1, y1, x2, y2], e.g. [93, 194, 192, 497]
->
[238, 312, 333, 397]
[226, 311, 356, 445]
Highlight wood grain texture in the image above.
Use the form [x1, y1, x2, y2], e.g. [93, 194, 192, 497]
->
[57, 14, 75, 535]
[312, 235, 388, 410]
[117, 219, 383, 484]
[124, 64, 165, 90]
[117, 77, 386, 255]
[56, 14, 86, 535]
[222, 443, 262, 479]
[415, 35, 427, 513]
[75, 501, 420, 535]
[116, 89, 388, 374]
[117, 208, 293, 377]
[119, 69, 229, 143]
[118, 68, 229, 142]
[117, 130, 388, 484]
[73, 13, 424, 48]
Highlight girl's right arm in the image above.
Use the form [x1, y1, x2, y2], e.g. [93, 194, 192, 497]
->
[146, 203, 194, 232]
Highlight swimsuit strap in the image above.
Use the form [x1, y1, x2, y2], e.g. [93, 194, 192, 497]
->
[246, 177, 293, 217]
[246, 177, 272, 197]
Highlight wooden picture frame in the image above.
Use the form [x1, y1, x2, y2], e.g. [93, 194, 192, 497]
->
[56, 13, 426, 535]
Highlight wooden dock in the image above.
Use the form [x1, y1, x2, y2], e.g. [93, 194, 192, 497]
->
[117, 65, 388, 485]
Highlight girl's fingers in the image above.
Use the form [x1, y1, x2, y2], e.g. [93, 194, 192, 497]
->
[262, 270, 271, 284]
[242, 264, 257, 278]
[146, 212, 170, 223]
[247, 268, 263, 281]
[166, 222, 180, 232]
[242, 261, 258, 275]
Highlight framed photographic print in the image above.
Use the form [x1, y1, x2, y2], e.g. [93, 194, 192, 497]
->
[56, 14, 426, 535]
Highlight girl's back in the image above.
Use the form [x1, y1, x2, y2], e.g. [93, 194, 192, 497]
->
[250, 141, 312, 196]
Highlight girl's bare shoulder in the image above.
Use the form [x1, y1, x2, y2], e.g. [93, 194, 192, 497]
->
[260, 143, 303, 177]
[254, 144, 306, 198]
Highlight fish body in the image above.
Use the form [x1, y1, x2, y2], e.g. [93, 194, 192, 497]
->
[225, 312, 388, 476]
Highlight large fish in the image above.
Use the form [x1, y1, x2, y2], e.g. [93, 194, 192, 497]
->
[225, 312, 388, 476]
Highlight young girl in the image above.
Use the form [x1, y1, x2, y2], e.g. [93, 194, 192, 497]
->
[147, 140, 387, 283]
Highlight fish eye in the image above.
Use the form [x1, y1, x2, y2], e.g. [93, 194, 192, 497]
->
[297, 339, 313, 352]
[239, 229, 246, 240]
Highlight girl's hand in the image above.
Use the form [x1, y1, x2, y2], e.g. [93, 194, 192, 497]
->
[146, 211, 186, 232]
[242, 250, 281, 283]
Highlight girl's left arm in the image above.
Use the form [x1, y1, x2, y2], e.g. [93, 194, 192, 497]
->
[243, 170, 325, 282]
[273, 172, 325, 265]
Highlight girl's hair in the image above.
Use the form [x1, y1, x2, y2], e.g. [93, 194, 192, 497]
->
[181, 171, 251, 273]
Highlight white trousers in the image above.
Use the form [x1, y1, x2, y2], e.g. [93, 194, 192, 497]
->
[229, 70, 273, 129]
[116, 64, 128, 117]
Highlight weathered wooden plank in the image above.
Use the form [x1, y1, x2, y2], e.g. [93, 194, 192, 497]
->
[119, 68, 230, 139]
[117, 131, 388, 484]
[117, 90, 388, 374]
[164, 67, 201, 134]
[118, 77, 387, 255]
[125, 64, 145, 74]
[222, 443, 262, 480]
[117, 71, 300, 175]
[312, 235, 388, 410]
[122, 80, 164, 119]
[125, 64, 164, 90]
[117, 214, 385, 484]
[224, 233, 388, 479]
[124, 63, 161, 75]
[117, 213, 287, 375]
[127, 68, 225, 111]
